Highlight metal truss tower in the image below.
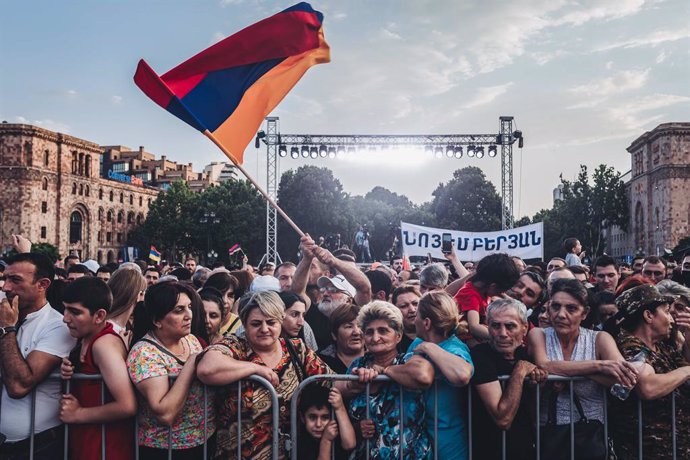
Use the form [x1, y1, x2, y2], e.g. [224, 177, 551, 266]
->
[260, 116, 520, 262]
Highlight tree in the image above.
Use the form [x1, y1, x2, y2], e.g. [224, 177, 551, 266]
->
[139, 181, 198, 262]
[673, 236, 690, 258]
[277, 166, 352, 260]
[30, 242, 61, 264]
[429, 166, 503, 231]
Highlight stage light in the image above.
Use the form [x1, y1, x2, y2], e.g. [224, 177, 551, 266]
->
[488, 145, 498, 157]
[319, 145, 328, 158]
[435, 146, 443, 159]
[425, 145, 433, 155]
[454, 146, 463, 159]
[475, 146, 485, 159]
[347, 146, 356, 155]
[310, 146, 318, 159]
[446, 146, 454, 158]
[278, 145, 287, 157]
[337, 146, 345, 154]
[467, 145, 476, 157]
[290, 147, 299, 159]
[301, 146, 309, 158]
[328, 147, 336, 159]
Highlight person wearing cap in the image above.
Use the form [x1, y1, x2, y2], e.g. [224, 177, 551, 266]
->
[292, 234, 372, 350]
[606, 284, 690, 459]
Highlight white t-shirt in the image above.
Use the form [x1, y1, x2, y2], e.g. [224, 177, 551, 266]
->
[565, 253, 582, 267]
[0, 303, 76, 441]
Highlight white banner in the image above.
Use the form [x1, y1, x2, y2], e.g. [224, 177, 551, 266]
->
[400, 221, 544, 261]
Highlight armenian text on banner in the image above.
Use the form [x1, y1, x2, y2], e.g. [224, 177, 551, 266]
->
[400, 221, 544, 260]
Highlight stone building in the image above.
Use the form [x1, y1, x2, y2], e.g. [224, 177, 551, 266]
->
[608, 122, 690, 258]
[0, 123, 159, 264]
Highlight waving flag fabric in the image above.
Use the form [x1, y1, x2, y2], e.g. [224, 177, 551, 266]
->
[133, 2, 329, 164]
[228, 243, 242, 256]
[149, 246, 161, 262]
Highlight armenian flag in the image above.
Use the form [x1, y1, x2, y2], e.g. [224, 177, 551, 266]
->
[149, 246, 161, 263]
[228, 243, 242, 256]
[133, 2, 329, 164]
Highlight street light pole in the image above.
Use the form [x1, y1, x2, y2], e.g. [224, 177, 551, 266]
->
[199, 211, 220, 266]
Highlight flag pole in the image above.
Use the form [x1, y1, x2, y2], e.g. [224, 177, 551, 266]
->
[203, 130, 305, 238]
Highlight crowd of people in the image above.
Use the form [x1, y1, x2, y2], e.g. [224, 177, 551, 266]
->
[0, 232, 689, 460]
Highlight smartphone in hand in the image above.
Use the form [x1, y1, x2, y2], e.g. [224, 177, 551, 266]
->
[442, 233, 453, 254]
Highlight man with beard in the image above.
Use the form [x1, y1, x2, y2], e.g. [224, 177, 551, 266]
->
[506, 271, 547, 312]
[390, 256, 403, 274]
[0, 253, 76, 458]
[292, 234, 372, 349]
[392, 285, 421, 354]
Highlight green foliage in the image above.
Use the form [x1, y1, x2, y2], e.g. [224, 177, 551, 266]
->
[673, 236, 690, 258]
[530, 164, 629, 259]
[429, 166, 503, 231]
[30, 242, 60, 264]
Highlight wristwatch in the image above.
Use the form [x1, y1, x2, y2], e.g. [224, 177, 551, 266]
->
[0, 326, 17, 338]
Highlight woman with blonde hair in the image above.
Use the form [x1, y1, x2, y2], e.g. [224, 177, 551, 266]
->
[411, 291, 474, 460]
[107, 267, 147, 348]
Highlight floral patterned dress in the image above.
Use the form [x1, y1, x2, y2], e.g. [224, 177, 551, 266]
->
[127, 333, 215, 449]
[347, 352, 432, 460]
[208, 335, 332, 460]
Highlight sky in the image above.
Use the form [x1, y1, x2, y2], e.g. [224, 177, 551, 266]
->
[2, 0, 689, 220]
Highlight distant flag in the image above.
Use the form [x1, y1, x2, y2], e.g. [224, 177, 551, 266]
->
[149, 246, 161, 263]
[133, 2, 329, 165]
[228, 243, 242, 256]
[402, 255, 411, 271]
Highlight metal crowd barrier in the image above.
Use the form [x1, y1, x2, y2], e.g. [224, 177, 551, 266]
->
[289, 374, 681, 460]
[0, 372, 279, 460]
[1, 373, 683, 459]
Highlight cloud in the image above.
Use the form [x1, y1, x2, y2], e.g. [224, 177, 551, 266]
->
[593, 27, 690, 51]
[210, 32, 226, 45]
[15, 116, 29, 123]
[530, 50, 567, 65]
[552, 0, 646, 26]
[568, 68, 650, 98]
[379, 27, 402, 40]
[460, 82, 514, 109]
[607, 93, 690, 130]
[111, 95, 123, 105]
[655, 50, 667, 63]
[66, 89, 77, 96]
[17, 117, 71, 133]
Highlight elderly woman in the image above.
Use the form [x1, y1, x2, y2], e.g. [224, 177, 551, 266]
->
[127, 281, 215, 459]
[410, 291, 474, 460]
[337, 301, 435, 460]
[318, 303, 364, 374]
[528, 278, 639, 456]
[197, 291, 332, 459]
[606, 284, 690, 459]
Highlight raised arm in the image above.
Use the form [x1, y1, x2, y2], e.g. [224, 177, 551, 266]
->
[291, 235, 317, 311]
[312, 246, 372, 306]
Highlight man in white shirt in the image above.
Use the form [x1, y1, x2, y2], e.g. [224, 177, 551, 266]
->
[0, 253, 76, 459]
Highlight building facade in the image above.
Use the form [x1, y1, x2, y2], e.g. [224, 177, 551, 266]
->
[608, 122, 690, 258]
[0, 123, 159, 263]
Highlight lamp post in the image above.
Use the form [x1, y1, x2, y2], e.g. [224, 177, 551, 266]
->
[199, 211, 220, 266]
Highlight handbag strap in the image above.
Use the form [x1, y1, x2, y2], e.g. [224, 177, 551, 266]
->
[547, 386, 588, 425]
[284, 338, 306, 382]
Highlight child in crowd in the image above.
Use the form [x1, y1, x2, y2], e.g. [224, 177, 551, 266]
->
[60, 277, 137, 460]
[298, 385, 356, 460]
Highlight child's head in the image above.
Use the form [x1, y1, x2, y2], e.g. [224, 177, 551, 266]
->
[298, 384, 332, 439]
[62, 276, 113, 339]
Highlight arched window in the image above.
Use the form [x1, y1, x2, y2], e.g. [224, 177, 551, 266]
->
[44, 150, 49, 167]
[127, 212, 135, 224]
[119, 192, 124, 203]
[130, 194, 134, 205]
[69, 211, 83, 244]
[72, 183, 77, 194]
[71, 152, 78, 174]
[139, 196, 143, 206]
[98, 208, 104, 220]
[107, 250, 115, 264]
[117, 211, 124, 223]
[85, 155, 91, 177]
[635, 202, 644, 249]
[85, 185, 90, 197]
[79, 184, 84, 195]
[137, 213, 144, 225]
[107, 210, 113, 222]
[109, 191, 114, 202]
[78, 153, 84, 176]
[42, 177, 48, 191]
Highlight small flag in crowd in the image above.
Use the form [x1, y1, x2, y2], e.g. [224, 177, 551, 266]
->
[133, 2, 329, 165]
[228, 243, 242, 256]
[402, 255, 411, 271]
[149, 246, 161, 262]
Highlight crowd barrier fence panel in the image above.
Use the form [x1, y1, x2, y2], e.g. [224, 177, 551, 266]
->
[1, 373, 681, 460]
[0, 373, 279, 460]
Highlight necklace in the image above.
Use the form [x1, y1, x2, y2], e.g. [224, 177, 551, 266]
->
[152, 332, 187, 358]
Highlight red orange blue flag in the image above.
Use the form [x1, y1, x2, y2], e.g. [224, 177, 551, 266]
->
[133, 2, 329, 165]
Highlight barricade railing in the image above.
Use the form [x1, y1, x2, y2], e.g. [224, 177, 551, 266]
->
[1, 373, 681, 459]
[289, 374, 680, 460]
[0, 372, 279, 460]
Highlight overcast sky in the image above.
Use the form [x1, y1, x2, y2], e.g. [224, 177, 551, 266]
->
[2, 0, 689, 220]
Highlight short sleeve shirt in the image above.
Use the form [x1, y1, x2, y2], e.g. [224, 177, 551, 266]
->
[127, 334, 214, 449]
[0, 304, 76, 442]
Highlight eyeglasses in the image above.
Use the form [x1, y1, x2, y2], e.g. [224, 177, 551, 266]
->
[320, 286, 341, 294]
